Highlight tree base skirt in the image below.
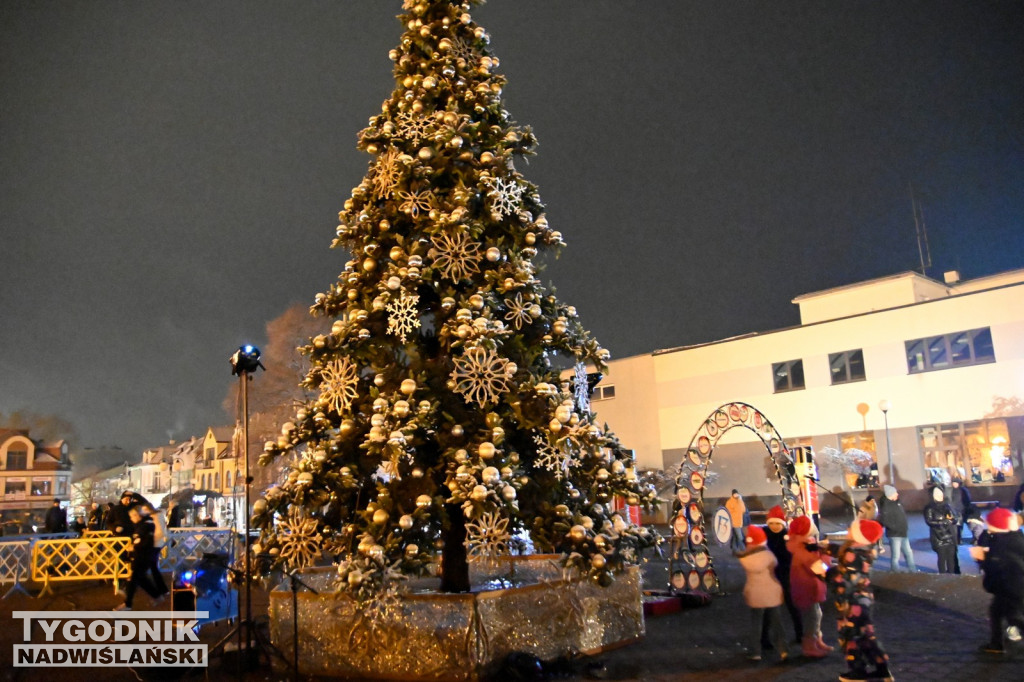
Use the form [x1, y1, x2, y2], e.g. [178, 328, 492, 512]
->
[268, 556, 644, 680]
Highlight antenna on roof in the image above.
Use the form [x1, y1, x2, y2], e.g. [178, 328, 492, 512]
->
[910, 183, 932, 275]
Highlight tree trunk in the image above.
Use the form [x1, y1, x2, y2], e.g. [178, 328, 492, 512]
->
[439, 503, 470, 593]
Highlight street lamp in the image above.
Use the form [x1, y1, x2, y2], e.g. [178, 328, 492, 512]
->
[879, 399, 894, 485]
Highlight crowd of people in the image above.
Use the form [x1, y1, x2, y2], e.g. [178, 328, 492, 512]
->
[731, 481, 1024, 682]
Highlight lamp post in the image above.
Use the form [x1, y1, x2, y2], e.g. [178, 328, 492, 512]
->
[879, 399, 894, 485]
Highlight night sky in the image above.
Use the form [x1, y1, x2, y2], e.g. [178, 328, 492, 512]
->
[2, 1, 1022, 457]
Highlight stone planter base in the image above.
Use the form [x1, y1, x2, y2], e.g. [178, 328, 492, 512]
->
[268, 556, 644, 680]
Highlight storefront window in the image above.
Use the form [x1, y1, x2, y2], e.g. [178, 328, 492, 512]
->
[920, 420, 1014, 485]
[840, 432, 878, 488]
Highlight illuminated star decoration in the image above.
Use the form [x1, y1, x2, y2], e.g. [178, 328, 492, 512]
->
[450, 346, 511, 407]
[319, 357, 360, 414]
[386, 291, 421, 343]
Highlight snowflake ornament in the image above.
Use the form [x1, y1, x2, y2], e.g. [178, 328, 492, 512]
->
[503, 292, 532, 330]
[394, 111, 434, 146]
[386, 291, 421, 343]
[533, 434, 574, 480]
[489, 177, 524, 219]
[372, 149, 402, 199]
[450, 346, 512, 407]
[573, 362, 591, 414]
[431, 230, 481, 282]
[448, 37, 477, 65]
[465, 509, 510, 561]
[319, 356, 360, 414]
[276, 512, 323, 570]
[396, 188, 434, 217]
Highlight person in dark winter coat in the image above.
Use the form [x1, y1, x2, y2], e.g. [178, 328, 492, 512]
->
[738, 525, 789, 662]
[109, 491, 136, 537]
[43, 499, 67, 534]
[924, 486, 957, 574]
[971, 507, 1024, 654]
[763, 506, 803, 643]
[878, 485, 916, 572]
[115, 507, 165, 610]
[826, 519, 892, 682]
[86, 502, 103, 531]
[1012, 483, 1024, 515]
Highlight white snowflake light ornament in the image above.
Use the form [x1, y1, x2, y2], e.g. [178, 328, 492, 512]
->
[386, 291, 421, 343]
[489, 177, 524, 219]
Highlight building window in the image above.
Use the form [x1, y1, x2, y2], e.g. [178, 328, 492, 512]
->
[6, 450, 28, 470]
[772, 360, 805, 392]
[906, 327, 995, 374]
[829, 350, 866, 385]
[5, 479, 26, 497]
[840, 432, 879, 489]
[206, 447, 215, 460]
[920, 419, 1014, 485]
[30, 478, 52, 496]
[593, 385, 616, 401]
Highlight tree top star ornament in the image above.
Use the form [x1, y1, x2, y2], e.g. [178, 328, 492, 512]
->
[253, 0, 660, 597]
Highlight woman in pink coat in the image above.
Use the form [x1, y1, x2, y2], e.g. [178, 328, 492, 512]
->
[738, 525, 789, 662]
[787, 515, 834, 657]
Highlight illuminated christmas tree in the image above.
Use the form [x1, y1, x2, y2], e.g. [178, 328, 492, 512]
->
[254, 0, 658, 598]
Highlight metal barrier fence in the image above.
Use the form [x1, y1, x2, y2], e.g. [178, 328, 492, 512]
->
[0, 529, 234, 598]
[160, 527, 236, 575]
[0, 541, 32, 598]
[31, 535, 131, 597]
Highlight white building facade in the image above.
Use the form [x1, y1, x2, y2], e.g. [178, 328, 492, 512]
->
[592, 270, 1024, 511]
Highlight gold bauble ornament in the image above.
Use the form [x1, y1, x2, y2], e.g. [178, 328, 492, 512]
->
[481, 466, 500, 484]
[415, 494, 432, 508]
[591, 554, 606, 569]
[478, 441, 496, 459]
[569, 525, 586, 542]
[470, 485, 488, 501]
[372, 509, 389, 524]
[400, 378, 417, 395]
[362, 257, 377, 272]
[393, 400, 410, 417]
[486, 247, 501, 262]
[451, 424, 464, 437]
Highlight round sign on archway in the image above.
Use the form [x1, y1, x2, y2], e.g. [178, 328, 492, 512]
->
[670, 402, 804, 595]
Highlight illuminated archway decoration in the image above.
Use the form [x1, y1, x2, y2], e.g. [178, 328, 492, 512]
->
[670, 401, 803, 594]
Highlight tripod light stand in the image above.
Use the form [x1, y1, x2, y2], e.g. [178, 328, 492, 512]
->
[221, 344, 265, 669]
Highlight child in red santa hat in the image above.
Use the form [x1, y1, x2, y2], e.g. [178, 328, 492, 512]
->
[971, 507, 1024, 654]
[826, 518, 892, 682]
[763, 505, 803, 643]
[787, 514, 834, 658]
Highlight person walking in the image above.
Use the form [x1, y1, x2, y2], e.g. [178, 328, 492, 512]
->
[726, 490, 747, 553]
[924, 485, 957, 574]
[827, 519, 892, 682]
[972, 507, 1024, 655]
[737, 525, 789, 662]
[139, 504, 170, 601]
[787, 515, 833, 658]
[114, 507, 166, 611]
[763, 506, 803, 643]
[878, 486, 916, 572]
[43, 499, 67, 534]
